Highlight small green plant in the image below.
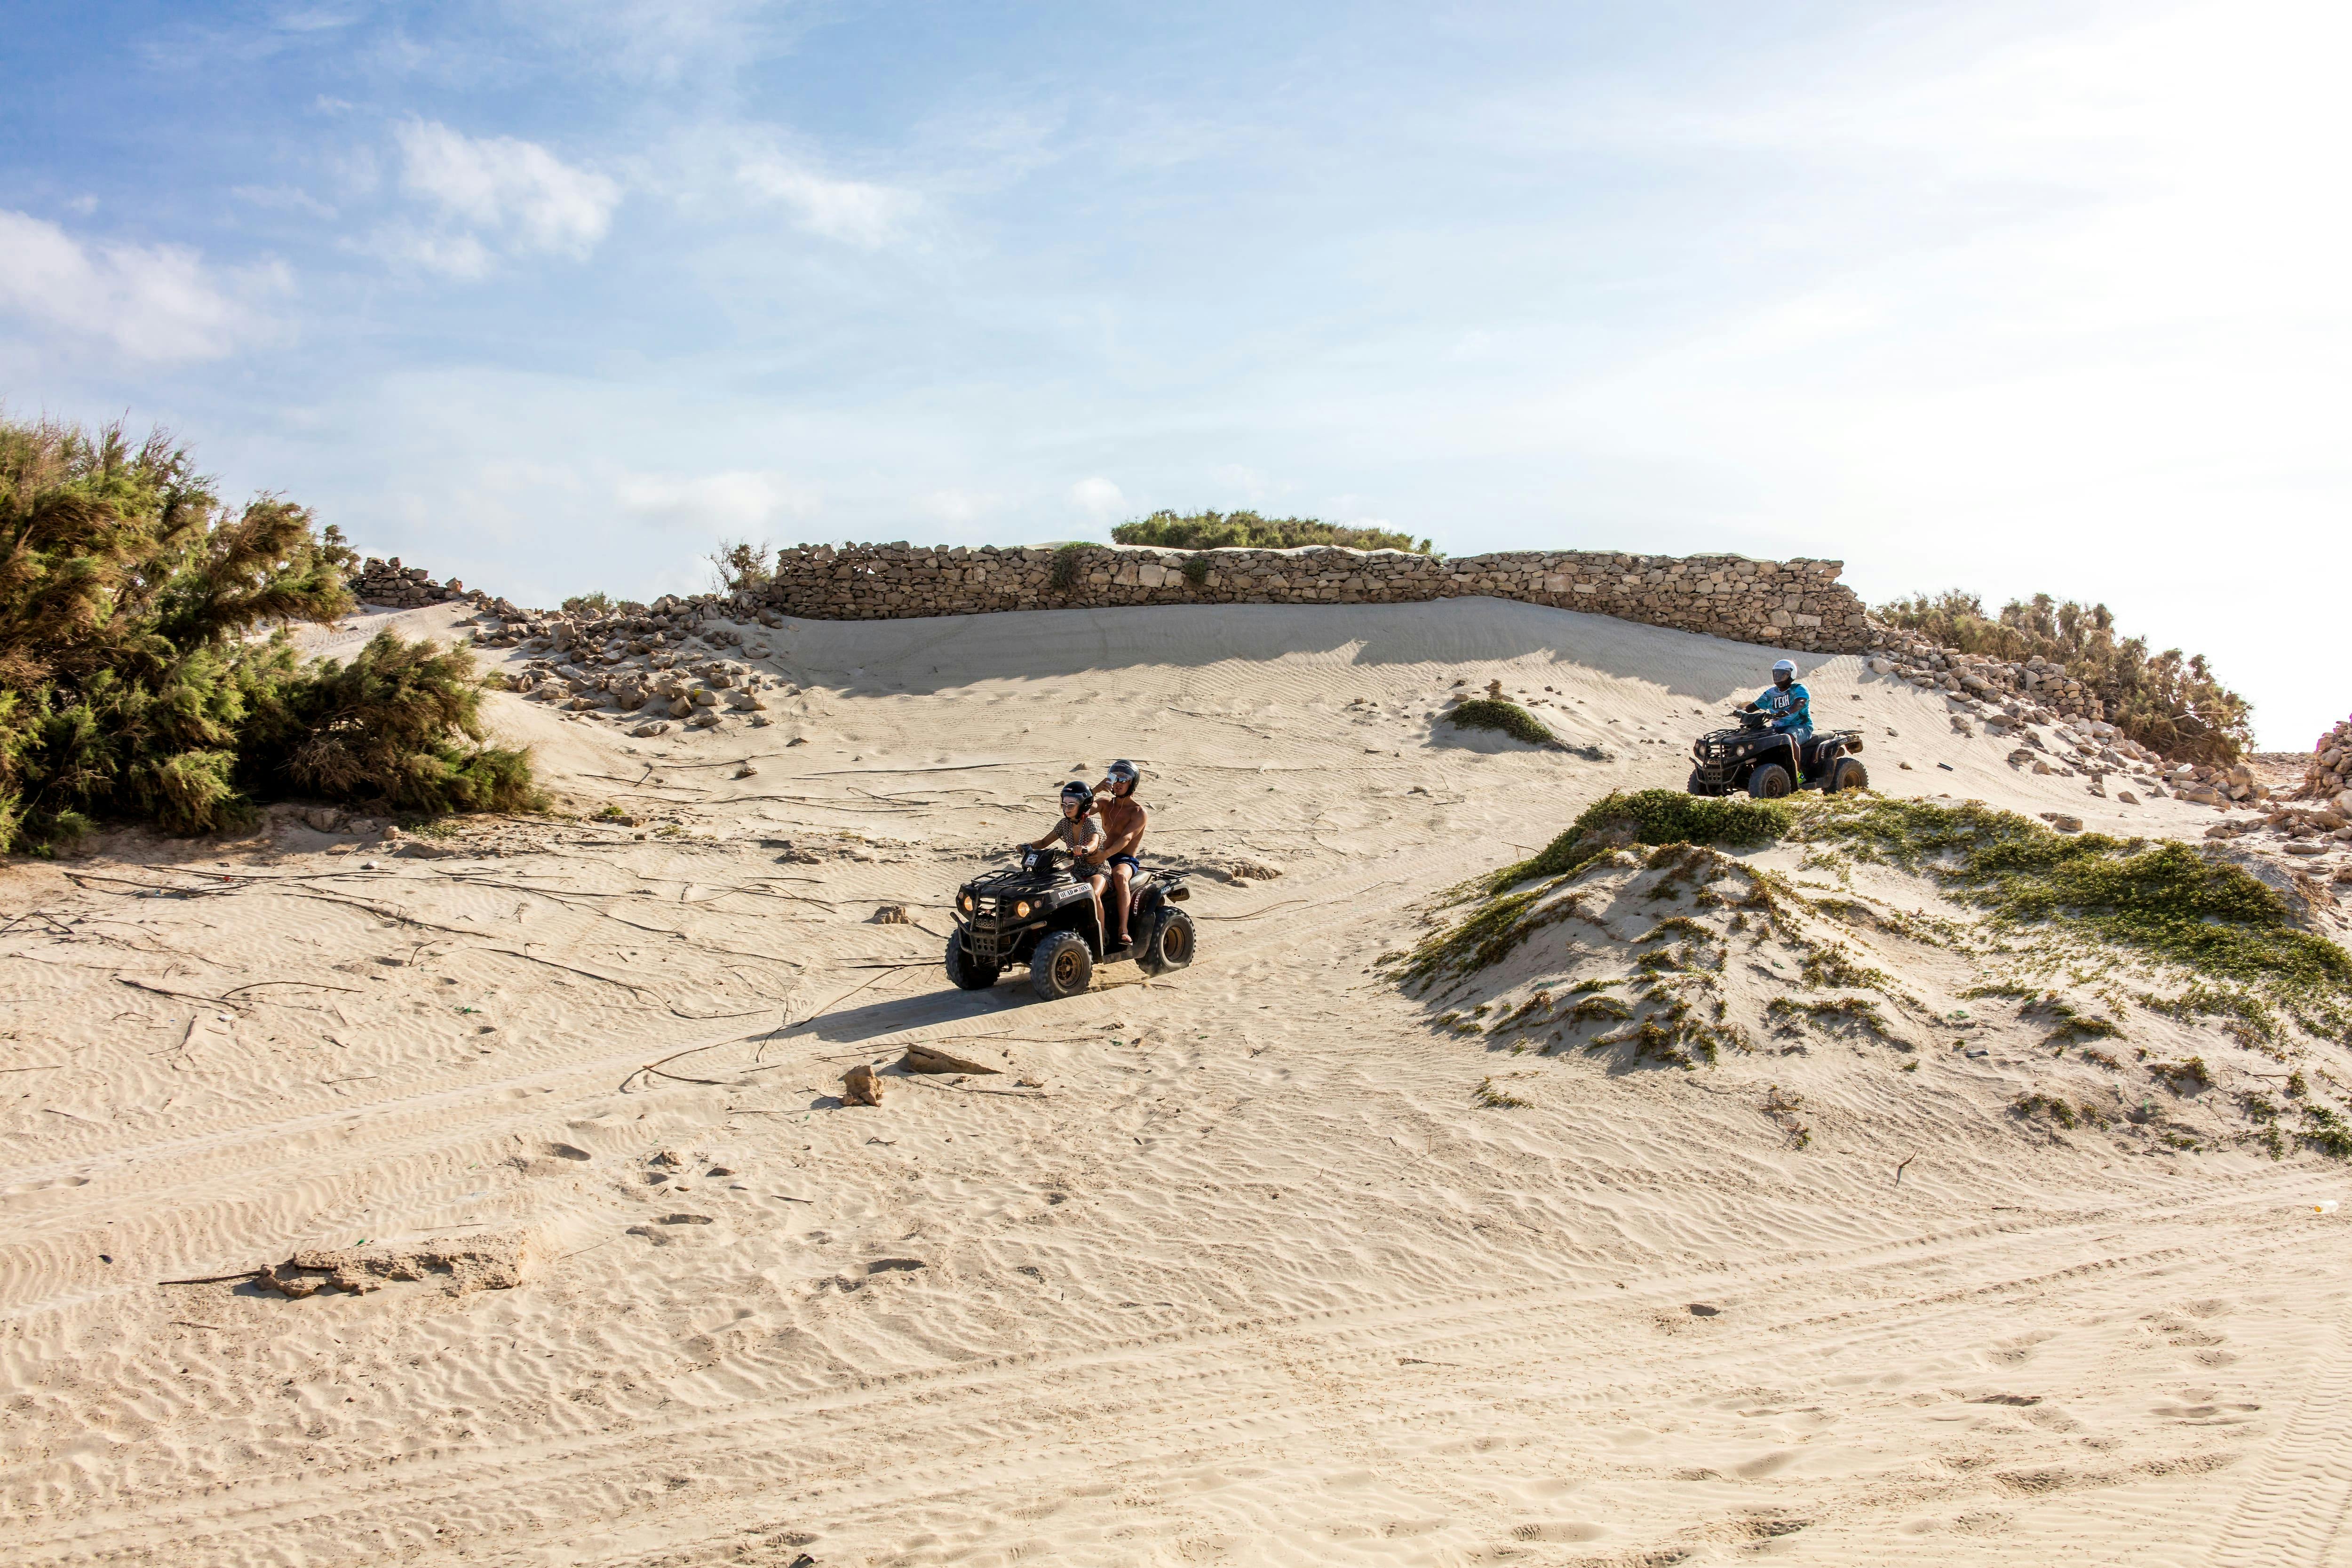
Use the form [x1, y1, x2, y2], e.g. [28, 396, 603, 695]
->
[1567, 994, 1635, 1026]
[1473, 1075, 1533, 1109]
[1049, 542, 1093, 591]
[1801, 944, 1889, 991]
[1182, 553, 1211, 586]
[2302, 1103, 2352, 1158]
[1446, 699, 1559, 748]
[2148, 1057, 2212, 1093]
[2012, 1091, 2079, 1130]
[562, 591, 615, 615]
[2034, 997, 2124, 1045]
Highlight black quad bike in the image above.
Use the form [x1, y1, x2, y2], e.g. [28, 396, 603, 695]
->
[1687, 709, 1869, 799]
[946, 849, 1197, 1001]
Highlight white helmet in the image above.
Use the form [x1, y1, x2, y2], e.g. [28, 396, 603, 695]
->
[1771, 659, 1796, 676]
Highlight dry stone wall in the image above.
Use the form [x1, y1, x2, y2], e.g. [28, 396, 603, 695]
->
[759, 542, 1870, 653]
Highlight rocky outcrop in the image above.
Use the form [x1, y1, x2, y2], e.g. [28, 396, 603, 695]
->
[2295, 717, 2352, 810]
[1861, 631, 2106, 724]
[349, 556, 465, 607]
[756, 542, 1870, 653]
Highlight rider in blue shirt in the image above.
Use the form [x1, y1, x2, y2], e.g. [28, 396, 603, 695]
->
[1749, 659, 1812, 740]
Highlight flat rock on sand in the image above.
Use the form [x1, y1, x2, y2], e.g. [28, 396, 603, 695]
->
[257, 1231, 532, 1298]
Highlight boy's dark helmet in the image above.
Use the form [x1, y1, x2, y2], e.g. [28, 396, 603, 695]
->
[1060, 780, 1093, 808]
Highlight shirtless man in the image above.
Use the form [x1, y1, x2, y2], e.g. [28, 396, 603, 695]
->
[1090, 759, 1149, 949]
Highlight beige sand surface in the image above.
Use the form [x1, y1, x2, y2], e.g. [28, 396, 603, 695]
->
[4, 596, 2350, 1567]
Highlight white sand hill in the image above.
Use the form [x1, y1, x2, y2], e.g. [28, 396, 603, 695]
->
[4, 595, 2350, 1568]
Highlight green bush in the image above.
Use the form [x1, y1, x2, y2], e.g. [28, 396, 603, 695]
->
[1446, 698, 1559, 748]
[1876, 589, 2250, 764]
[562, 591, 614, 615]
[1049, 541, 1093, 591]
[1112, 509, 1430, 554]
[0, 414, 540, 852]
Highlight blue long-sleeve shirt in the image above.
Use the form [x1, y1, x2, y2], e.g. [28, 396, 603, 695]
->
[1756, 682, 1812, 737]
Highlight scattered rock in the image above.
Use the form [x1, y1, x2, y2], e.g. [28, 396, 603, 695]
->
[1225, 857, 1285, 881]
[632, 721, 672, 738]
[659, 1212, 715, 1225]
[733, 763, 758, 778]
[2286, 842, 2328, 856]
[2040, 813, 2084, 834]
[2031, 760, 2054, 775]
[842, 1063, 885, 1105]
[870, 904, 911, 924]
[1688, 1303, 1721, 1317]
[257, 1232, 530, 1298]
[2117, 790, 2139, 804]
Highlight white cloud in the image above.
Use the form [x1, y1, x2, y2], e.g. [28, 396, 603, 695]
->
[737, 151, 915, 247]
[0, 210, 273, 362]
[1069, 477, 1127, 521]
[233, 183, 339, 219]
[390, 119, 620, 271]
[616, 469, 814, 533]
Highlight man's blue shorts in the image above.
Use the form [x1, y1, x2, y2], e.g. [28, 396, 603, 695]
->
[1104, 854, 1141, 876]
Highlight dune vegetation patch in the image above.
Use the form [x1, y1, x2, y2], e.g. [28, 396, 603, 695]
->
[1445, 698, 1561, 749]
[1390, 785, 2352, 1158]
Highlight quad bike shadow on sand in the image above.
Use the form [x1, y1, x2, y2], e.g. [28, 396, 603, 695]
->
[947, 848, 1197, 1001]
[1687, 708, 1870, 799]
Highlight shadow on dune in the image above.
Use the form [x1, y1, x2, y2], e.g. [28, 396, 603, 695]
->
[768, 597, 1842, 705]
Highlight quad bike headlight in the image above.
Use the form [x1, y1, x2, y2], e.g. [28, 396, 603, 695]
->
[959, 892, 975, 912]
[1014, 900, 1032, 919]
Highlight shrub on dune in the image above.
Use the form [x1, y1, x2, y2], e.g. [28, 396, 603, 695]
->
[0, 413, 539, 853]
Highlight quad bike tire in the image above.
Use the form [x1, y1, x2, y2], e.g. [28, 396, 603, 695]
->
[1030, 930, 1095, 1001]
[1136, 908, 1196, 978]
[1747, 763, 1793, 799]
[945, 929, 1000, 990]
[1828, 757, 1870, 794]
[1685, 768, 1711, 797]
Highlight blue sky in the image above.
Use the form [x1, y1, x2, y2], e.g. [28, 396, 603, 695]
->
[3, 1, 2345, 746]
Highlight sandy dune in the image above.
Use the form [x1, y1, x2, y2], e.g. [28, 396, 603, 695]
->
[4, 596, 2349, 1567]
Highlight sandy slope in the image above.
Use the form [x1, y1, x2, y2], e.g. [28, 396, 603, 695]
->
[3, 596, 2350, 1568]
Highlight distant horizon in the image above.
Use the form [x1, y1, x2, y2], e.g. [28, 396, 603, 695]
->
[3, 0, 2344, 747]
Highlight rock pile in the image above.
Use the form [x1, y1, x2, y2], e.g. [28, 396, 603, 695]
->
[758, 541, 1871, 653]
[476, 594, 795, 739]
[2296, 716, 2352, 812]
[349, 556, 466, 607]
[1863, 632, 2105, 723]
